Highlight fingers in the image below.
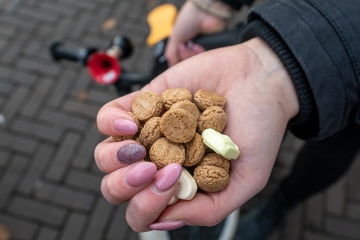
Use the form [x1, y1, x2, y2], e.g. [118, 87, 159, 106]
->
[150, 161, 270, 229]
[100, 161, 183, 231]
[101, 161, 158, 204]
[165, 39, 181, 67]
[101, 162, 183, 205]
[166, 41, 205, 66]
[153, 193, 230, 228]
[94, 138, 146, 173]
[178, 42, 205, 61]
[96, 92, 140, 137]
[125, 163, 183, 231]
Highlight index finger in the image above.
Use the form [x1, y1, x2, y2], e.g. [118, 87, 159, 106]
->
[96, 91, 139, 136]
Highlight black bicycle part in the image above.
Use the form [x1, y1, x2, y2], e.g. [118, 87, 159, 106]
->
[114, 71, 153, 96]
[50, 42, 98, 66]
[110, 35, 133, 59]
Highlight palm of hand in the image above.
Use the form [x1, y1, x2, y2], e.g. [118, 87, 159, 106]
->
[137, 43, 290, 227]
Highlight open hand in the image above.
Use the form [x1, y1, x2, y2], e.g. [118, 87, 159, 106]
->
[95, 37, 299, 231]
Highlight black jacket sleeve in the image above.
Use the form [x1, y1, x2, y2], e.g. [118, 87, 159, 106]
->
[221, 0, 255, 10]
[237, 0, 360, 140]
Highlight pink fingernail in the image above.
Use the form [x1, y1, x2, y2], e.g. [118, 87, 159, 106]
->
[117, 143, 146, 164]
[193, 44, 205, 54]
[113, 119, 138, 134]
[149, 220, 187, 231]
[179, 43, 186, 53]
[154, 163, 182, 192]
[126, 162, 157, 187]
[186, 41, 194, 50]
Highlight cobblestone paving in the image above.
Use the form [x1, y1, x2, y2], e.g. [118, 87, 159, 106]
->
[0, 0, 359, 240]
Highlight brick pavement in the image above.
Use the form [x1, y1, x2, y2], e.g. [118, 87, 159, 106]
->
[0, 0, 360, 240]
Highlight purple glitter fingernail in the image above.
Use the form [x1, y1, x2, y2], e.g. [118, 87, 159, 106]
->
[116, 143, 146, 164]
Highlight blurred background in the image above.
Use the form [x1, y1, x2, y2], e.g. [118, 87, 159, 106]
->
[0, 0, 360, 239]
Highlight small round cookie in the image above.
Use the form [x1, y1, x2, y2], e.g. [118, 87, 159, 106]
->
[112, 135, 133, 142]
[193, 165, 229, 192]
[132, 91, 163, 122]
[129, 111, 141, 126]
[149, 137, 185, 168]
[161, 88, 192, 110]
[170, 100, 201, 121]
[198, 153, 230, 173]
[197, 106, 227, 133]
[194, 89, 226, 112]
[183, 133, 206, 167]
[139, 117, 163, 149]
[112, 112, 140, 142]
[160, 108, 197, 143]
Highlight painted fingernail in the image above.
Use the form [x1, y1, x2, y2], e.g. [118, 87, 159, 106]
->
[117, 143, 146, 164]
[186, 41, 194, 50]
[192, 44, 204, 54]
[149, 220, 187, 231]
[126, 162, 157, 187]
[153, 163, 182, 192]
[179, 43, 186, 53]
[114, 119, 138, 134]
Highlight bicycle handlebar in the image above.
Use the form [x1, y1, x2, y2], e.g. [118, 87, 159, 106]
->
[50, 42, 98, 65]
[50, 36, 133, 66]
[193, 25, 242, 50]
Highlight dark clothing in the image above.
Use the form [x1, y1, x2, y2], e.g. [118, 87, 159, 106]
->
[222, 0, 360, 212]
[225, 0, 360, 140]
[169, 1, 360, 238]
[221, 0, 254, 10]
[282, 123, 360, 205]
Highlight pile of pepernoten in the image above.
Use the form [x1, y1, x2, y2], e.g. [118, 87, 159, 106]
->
[112, 88, 240, 204]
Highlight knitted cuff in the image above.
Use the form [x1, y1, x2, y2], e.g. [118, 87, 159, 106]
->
[190, 0, 233, 20]
[220, 0, 255, 10]
[240, 18, 318, 134]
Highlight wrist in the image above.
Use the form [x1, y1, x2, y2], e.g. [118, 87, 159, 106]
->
[241, 19, 316, 135]
[189, 0, 233, 20]
[244, 38, 300, 121]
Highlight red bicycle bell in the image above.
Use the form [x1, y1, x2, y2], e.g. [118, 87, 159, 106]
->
[87, 52, 121, 85]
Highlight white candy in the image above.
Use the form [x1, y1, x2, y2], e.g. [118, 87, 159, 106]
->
[175, 168, 197, 200]
[168, 168, 197, 205]
[202, 128, 240, 160]
[168, 195, 179, 205]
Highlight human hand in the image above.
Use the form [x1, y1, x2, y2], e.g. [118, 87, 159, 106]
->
[95, 37, 299, 231]
[165, 0, 230, 66]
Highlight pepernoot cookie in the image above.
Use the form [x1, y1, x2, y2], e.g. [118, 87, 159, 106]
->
[161, 88, 193, 110]
[149, 137, 185, 169]
[194, 89, 226, 112]
[197, 106, 227, 133]
[160, 108, 197, 143]
[198, 153, 230, 173]
[193, 165, 229, 192]
[170, 100, 201, 121]
[132, 91, 163, 122]
[112, 135, 133, 142]
[183, 133, 206, 167]
[139, 117, 163, 149]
